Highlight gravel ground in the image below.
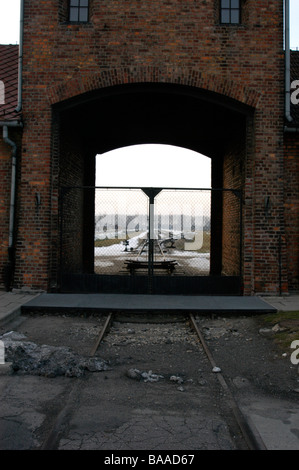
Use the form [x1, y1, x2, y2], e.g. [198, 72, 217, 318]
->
[194, 314, 299, 399]
[2, 312, 299, 392]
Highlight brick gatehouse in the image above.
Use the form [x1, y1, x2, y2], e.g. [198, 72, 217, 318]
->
[0, 0, 298, 296]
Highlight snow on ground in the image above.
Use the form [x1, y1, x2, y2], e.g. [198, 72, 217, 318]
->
[94, 232, 210, 272]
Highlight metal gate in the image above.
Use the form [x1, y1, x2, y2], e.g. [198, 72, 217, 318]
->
[59, 187, 242, 295]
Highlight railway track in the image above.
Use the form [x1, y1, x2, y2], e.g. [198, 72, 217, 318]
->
[40, 312, 266, 451]
[88, 311, 265, 451]
[189, 314, 266, 451]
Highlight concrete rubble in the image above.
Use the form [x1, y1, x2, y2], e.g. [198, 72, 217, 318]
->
[259, 323, 289, 337]
[126, 368, 164, 382]
[0, 331, 109, 378]
[126, 368, 196, 393]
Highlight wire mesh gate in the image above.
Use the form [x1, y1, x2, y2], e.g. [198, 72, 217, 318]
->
[60, 187, 242, 295]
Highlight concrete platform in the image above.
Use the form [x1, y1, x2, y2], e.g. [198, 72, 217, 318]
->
[21, 293, 277, 315]
[260, 296, 299, 312]
[0, 291, 40, 327]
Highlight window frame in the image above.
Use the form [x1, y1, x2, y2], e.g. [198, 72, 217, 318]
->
[220, 0, 241, 25]
[69, 0, 89, 23]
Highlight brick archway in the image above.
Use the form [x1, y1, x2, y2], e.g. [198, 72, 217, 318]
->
[48, 67, 262, 111]
[49, 74, 254, 294]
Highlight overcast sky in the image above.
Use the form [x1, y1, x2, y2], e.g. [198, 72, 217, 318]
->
[0, 0, 298, 187]
[0, 0, 298, 48]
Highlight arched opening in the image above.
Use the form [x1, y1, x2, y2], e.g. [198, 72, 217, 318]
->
[94, 144, 212, 284]
[53, 82, 252, 294]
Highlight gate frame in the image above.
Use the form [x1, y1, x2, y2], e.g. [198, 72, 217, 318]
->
[59, 185, 243, 295]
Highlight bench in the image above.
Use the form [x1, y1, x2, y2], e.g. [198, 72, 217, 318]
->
[124, 259, 178, 275]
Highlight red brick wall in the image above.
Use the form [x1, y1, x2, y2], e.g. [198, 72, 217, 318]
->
[222, 142, 244, 278]
[284, 134, 299, 292]
[11, 0, 287, 294]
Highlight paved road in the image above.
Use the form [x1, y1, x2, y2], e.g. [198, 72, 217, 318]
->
[0, 368, 245, 451]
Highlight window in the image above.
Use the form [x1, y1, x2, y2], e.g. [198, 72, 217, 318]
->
[69, 0, 89, 22]
[220, 0, 240, 24]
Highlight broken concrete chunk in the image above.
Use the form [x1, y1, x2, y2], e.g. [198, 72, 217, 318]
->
[1, 331, 28, 341]
[272, 323, 288, 333]
[258, 328, 274, 337]
[170, 375, 184, 384]
[126, 368, 164, 382]
[126, 368, 142, 380]
[142, 371, 164, 382]
[1, 334, 109, 378]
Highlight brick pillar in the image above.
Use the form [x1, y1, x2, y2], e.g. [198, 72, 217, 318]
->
[13, 112, 52, 291]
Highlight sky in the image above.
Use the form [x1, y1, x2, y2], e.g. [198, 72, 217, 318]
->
[0, 0, 298, 48]
[96, 144, 211, 188]
[0, 0, 298, 187]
